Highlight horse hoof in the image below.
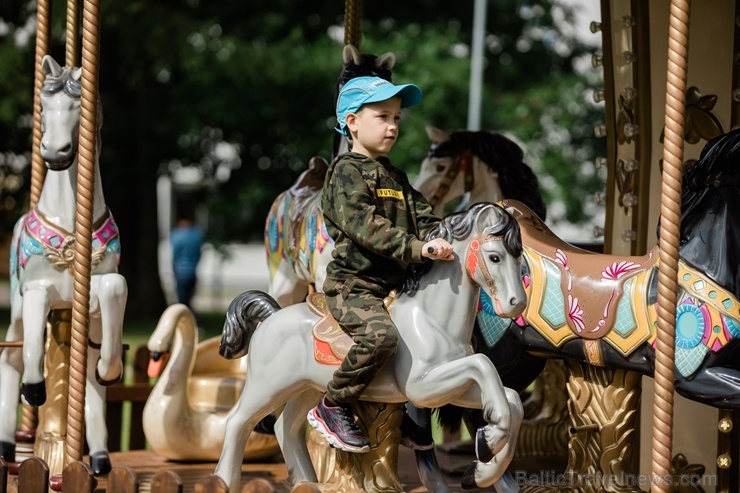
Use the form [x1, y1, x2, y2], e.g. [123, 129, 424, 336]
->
[95, 367, 122, 387]
[475, 427, 494, 463]
[89, 451, 111, 475]
[0, 441, 16, 462]
[255, 413, 276, 434]
[461, 460, 479, 490]
[21, 381, 46, 406]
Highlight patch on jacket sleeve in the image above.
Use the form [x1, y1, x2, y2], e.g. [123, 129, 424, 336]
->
[376, 188, 404, 199]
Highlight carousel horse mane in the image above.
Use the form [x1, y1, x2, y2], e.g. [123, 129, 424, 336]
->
[398, 202, 522, 296]
[41, 59, 103, 135]
[41, 66, 82, 98]
[678, 128, 740, 299]
[428, 130, 547, 221]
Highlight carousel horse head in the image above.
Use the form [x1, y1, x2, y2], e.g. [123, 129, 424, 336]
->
[337, 43, 395, 88]
[678, 127, 740, 299]
[415, 126, 547, 220]
[39, 55, 102, 171]
[399, 201, 525, 318]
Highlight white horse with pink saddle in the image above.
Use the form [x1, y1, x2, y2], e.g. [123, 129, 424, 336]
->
[0, 55, 126, 475]
[216, 202, 526, 492]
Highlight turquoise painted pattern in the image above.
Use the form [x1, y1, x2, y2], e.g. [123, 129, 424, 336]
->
[540, 259, 565, 327]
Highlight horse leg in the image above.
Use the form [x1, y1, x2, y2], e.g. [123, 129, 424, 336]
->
[214, 375, 298, 492]
[407, 403, 452, 493]
[84, 317, 110, 475]
[268, 262, 308, 307]
[20, 288, 50, 406]
[274, 389, 321, 484]
[0, 297, 24, 461]
[461, 387, 523, 491]
[91, 273, 126, 384]
[405, 354, 512, 467]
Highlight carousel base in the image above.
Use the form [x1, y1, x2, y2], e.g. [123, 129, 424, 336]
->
[2, 444, 555, 492]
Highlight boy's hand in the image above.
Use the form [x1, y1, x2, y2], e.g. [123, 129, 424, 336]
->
[422, 238, 454, 261]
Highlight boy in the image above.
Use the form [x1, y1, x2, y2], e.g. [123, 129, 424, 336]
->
[307, 76, 454, 453]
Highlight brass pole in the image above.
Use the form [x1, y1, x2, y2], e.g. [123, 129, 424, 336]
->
[65, 0, 101, 464]
[344, 0, 362, 49]
[66, 0, 79, 67]
[29, 0, 52, 207]
[652, 0, 690, 491]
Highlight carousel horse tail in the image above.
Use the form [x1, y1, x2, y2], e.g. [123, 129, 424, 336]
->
[219, 290, 281, 359]
[435, 403, 466, 435]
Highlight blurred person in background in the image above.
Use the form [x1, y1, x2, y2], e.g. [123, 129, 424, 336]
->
[171, 211, 204, 321]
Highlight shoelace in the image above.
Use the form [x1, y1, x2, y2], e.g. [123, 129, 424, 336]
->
[337, 406, 363, 433]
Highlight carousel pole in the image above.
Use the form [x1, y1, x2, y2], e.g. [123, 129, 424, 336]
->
[30, 0, 83, 475]
[29, 0, 52, 209]
[344, 0, 362, 49]
[65, 0, 102, 465]
[652, 0, 690, 491]
[22, 0, 54, 435]
[66, 0, 79, 67]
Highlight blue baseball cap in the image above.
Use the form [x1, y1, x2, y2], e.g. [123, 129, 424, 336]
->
[336, 76, 422, 136]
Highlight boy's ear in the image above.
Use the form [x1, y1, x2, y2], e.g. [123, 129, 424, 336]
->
[346, 112, 358, 132]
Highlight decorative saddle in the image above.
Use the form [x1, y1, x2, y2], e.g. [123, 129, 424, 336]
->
[306, 291, 397, 365]
[307, 292, 353, 365]
[502, 199, 659, 364]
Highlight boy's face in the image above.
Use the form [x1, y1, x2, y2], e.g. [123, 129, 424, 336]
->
[346, 96, 402, 160]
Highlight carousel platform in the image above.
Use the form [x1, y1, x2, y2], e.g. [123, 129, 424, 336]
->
[4, 444, 480, 492]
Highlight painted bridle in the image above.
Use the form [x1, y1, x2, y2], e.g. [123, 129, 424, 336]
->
[465, 234, 503, 301]
[426, 148, 475, 208]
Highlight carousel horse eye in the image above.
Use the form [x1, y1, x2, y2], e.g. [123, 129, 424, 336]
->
[488, 254, 500, 263]
[436, 164, 446, 172]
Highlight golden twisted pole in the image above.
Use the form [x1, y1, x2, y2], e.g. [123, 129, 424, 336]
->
[29, 0, 52, 207]
[652, 0, 690, 491]
[344, 0, 362, 49]
[23, 0, 54, 433]
[66, 0, 79, 67]
[65, 0, 101, 465]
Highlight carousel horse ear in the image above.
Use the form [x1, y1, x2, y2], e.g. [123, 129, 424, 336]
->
[426, 125, 451, 144]
[343, 44, 362, 66]
[375, 51, 396, 70]
[42, 55, 63, 78]
[71, 67, 83, 82]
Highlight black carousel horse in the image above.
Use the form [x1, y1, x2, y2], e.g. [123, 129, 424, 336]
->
[417, 128, 740, 491]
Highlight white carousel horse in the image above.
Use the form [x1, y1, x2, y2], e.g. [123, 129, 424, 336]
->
[216, 202, 527, 493]
[143, 303, 281, 462]
[0, 55, 126, 475]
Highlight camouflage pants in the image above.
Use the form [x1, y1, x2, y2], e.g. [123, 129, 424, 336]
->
[324, 277, 399, 406]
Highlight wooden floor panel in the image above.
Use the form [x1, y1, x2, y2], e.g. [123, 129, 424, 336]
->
[3, 445, 478, 492]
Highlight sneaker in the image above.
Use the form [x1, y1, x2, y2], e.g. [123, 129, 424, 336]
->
[400, 410, 434, 450]
[307, 396, 370, 453]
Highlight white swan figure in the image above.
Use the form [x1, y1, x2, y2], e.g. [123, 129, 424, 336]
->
[143, 303, 280, 461]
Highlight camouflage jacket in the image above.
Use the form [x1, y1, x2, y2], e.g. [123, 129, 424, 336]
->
[321, 152, 441, 295]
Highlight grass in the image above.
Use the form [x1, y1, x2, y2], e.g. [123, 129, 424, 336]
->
[0, 305, 229, 451]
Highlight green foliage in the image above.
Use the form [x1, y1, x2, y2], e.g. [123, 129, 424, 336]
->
[0, 0, 605, 314]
